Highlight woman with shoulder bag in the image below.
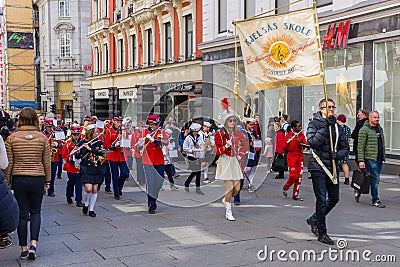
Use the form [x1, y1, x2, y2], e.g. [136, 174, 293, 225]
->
[4, 108, 51, 260]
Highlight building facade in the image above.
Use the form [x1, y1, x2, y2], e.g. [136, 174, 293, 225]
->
[2, 0, 36, 113]
[199, 0, 400, 158]
[35, 0, 92, 122]
[87, 0, 203, 124]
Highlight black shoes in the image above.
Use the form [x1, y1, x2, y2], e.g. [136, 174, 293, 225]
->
[274, 175, 284, 179]
[82, 206, 88, 215]
[76, 201, 84, 207]
[48, 193, 55, 197]
[28, 245, 36, 260]
[283, 189, 288, 197]
[196, 188, 204, 195]
[292, 197, 303, 201]
[306, 218, 318, 236]
[354, 190, 360, 203]
[105, 188, 112, 194]
[318, 234, 334, 245]
[372, 200, 385, 208]
[148, 209, 155, 214]
[20, 250, 29, 259]
[67, 197, 73, 204]
[89, 211, 96, 217]
[114, 196, 121, 200]
[0, 235, 12, 249]
[344, 178, 350, 185]
[184, 186, 189, 192]
[57, 176, 62, 179]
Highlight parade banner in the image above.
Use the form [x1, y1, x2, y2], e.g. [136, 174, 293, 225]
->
[236, 8, 323, 91]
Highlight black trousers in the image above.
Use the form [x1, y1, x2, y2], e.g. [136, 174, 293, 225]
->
[184, 171, 201, 188]
[12, 176, 44, 246]
[164, 164, 175, 185]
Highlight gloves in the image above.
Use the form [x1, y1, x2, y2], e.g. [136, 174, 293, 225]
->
[330, 152, 338, 160]
[146, 134, 155, 142]
[68, 156, 74, 162]
[225, 140, 232, 148]
[53, 141, 59, 148]
[324, 116, 336, 127]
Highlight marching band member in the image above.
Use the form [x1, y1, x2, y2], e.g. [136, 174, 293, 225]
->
[55, 126, 64, 180]
[233, 117, 260, 205]
[131, 121, 146, 186]
[141, 114, 168, 214]
[282, 120, 308, 201]
[215, 99, 248, 221]
[62, 126, 83, 207]
[42, 120, 62, 197]
[103, 115, 128, 200]
[183, 123, 205, 195]
[199, 121, 215, 184]
[76, 124, 105, 217]
[100, 118, 112, 193]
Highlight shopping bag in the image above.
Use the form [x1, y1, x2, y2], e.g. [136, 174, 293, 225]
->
[351, 169, 370, 194]
[271, 156, 287, 172]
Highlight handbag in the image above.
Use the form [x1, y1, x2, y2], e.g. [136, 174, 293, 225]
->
[271, 155, 287, 172]
[351, 169, 370, 194]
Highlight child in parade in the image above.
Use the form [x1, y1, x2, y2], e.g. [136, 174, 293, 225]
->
[62, 126, 83, 207]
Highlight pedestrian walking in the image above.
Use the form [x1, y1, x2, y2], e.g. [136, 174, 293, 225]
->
[4, 107, 51, 259]
[336, 114, 351, 185]
[351, 109, 369, 163]
[141, 114, 168, 214]
[305, 98, 349, 245]
[76, 124, 106, 217]
[62, 126, 83, 207]
[183, 123, 205, 195]
[215, 98, 248, 221]
[282, 120, 307, 201]
[163, 129, 179, 190]
[274, 122, 285, 179]
[263, 137, 274, 170]
[0, 136, 19, 249]
[356, 111, 386, 208]
[281, 114, 290, 134]
[103, 115, 129, 200]
[100, 119, 112, 193]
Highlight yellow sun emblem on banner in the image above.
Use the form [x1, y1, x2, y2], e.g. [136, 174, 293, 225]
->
[263, 35, 296, 68]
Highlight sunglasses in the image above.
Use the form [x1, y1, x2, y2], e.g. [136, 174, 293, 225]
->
[228, 119, 236, 122]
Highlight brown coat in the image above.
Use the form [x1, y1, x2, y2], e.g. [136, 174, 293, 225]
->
[4, 125, 51, 185]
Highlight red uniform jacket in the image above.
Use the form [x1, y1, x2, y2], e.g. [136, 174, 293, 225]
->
[141, 127, 168, 165]
[103, 127, 126, 162]
[274, 129, 285, 154]
[284, 131, 307, 158]
[62, 139, 80, 174]
[214, 128, 248, 160]
[42, 130, 62, 163]
[130, 130, 143, 159]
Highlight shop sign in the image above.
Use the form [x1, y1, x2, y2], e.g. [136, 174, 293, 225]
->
[161, 82, 195, 93]
[94, 89, 109, 99]
[119, 88, 137, 99]
[58, 91, 72, 96]
[139, 85, 157, 91]
[322, 20, 350, 50]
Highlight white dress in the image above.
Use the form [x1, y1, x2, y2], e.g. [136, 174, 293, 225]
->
[215, 154, 243, 181]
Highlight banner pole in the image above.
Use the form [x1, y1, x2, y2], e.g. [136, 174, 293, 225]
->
[313, 0, 337, 182]
[233, 22, 240, 100]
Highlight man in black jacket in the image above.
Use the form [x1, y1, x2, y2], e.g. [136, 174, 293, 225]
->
[0, 104, 14, 130]
[351, 109, 369, 163]
[306, 98, 349, 245]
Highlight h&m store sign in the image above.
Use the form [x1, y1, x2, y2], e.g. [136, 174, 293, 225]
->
[322, 20, 350, 51]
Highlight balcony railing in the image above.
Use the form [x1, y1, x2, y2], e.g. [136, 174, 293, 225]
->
[88, 18, 110, 36]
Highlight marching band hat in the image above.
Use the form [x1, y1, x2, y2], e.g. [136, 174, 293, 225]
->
[85, 124, 97, 131]
[55, 125, 63, 131]
[147, 114, 160, 125]
[84, 116, 91, 122]
[71, 126, 81, 134]
[113, 114, 123, 121]
[203, 121, 212, 128]
[44, 119, 54, 127]
[244, 117, 256, 123]
[189, 123, 201, 132]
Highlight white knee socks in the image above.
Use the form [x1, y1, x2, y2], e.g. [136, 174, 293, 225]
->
[203, 167, 209, 179]
[83, 191, 90, 207]
[89, 193, 98, 211]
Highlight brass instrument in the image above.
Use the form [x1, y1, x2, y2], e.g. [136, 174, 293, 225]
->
[49, 133, 58, 161]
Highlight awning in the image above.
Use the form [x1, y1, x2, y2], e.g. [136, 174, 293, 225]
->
[9, 101, 39, 110]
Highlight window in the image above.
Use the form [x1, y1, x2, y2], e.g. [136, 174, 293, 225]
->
[218, 0, 227, 33]
[185, 15, 193, 59]
[59, 1, 70, 17]
[103, 44, 108, 73]
[374, 40, 400, 155]
[60, 33, 71, 57]
[275, 0, 290, 14]
[94, 47, 99, 73]
[119, 39, 124, 70]
[131, 34, 137, 67]
[244, 0, 256, 19]
[165, 22, 172, 62]
[102, 0, 109, 18]
[147, 29, 153, 65]
[41, 5, 45, 24]
[93, 0, 99, 21]
[317, 0, 333, 7]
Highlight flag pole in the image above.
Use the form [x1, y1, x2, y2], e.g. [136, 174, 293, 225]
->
[312, 0, 337, 183]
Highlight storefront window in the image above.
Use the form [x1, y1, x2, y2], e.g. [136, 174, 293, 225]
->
[122, 100, 137, 124]
[304, 45, 363, 149]
[374, 40, 400, 155]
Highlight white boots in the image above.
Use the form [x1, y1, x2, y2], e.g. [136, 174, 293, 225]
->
[222, 198, 236, 221]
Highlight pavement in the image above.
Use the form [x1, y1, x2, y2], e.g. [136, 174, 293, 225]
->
[1, 161, 399, 266]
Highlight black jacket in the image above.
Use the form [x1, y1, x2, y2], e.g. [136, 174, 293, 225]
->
[351, 118, 368, 158]
[0, 171, 19, 235]
[76, 140, 104, 175]
[307, 112, 349, 172]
